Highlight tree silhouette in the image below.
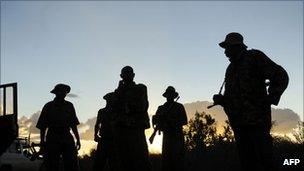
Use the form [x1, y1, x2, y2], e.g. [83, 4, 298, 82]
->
[78, 112, 303, 171]
[292, 121, 304, 144]
[217, 120, 234, 144]
[183, 112, 241, 171]
[184, 111, 217, 152]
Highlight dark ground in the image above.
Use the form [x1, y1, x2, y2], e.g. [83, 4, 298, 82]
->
[79, 138, 303, 171]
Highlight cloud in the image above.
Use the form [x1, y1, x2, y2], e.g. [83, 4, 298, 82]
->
[77, 101, 302, 141]
[79, 117, 96, 140]
[183, 101, 302, 134]
[67, 93, 79, 98]
[18, 111, 97, 141]
[18, 111, 41, 142]
[18, 111, 41, 135]
[271, 108, 301, 133]
[18, 101, 301, 143]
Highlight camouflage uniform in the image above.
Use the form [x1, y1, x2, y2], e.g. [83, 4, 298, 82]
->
[222, 49, 289, 171]
[93, 107, 118, 171]
[36, 100, 80, 171]
[223, 49, 289, 128]
[154, 101, 187, 171]
[113, 81, 151, 171]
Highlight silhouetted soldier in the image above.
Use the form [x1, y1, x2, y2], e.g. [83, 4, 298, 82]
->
[152, 86, 187, 171]
[113, 66, 151, 171]
[212, 33, 289, 171]
[36, 84, 81, 171]
[93, 92, 118, 171]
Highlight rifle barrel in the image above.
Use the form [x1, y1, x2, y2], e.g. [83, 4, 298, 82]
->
[149, 129, 157, 144]
[207, 104, 217, 109]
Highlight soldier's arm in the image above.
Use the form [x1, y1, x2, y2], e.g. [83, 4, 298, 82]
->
[94, 111, 102, 141]
[140, 84, 149, 112]
[40, 129, 46, 145]
[36, 103, 49, 146]
[71, 126, 81, 150]
[36, 103, 49, 130]
[167, 104, 188, 127]
[36, 103, 49, 145]
[180, 104, 188, 126]
[70, 103, 80, 126]
[254, 50, 289, 105]
[70, 103, 81, 150]
[220, 65, 233, 107]
[152, 106, 162, 126]
[39, 128, 46, 154]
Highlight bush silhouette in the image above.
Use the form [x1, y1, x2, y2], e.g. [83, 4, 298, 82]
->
[79, 111, 303, 171]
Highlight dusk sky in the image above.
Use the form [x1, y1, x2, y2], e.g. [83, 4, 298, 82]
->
[1, 1, 303, 122]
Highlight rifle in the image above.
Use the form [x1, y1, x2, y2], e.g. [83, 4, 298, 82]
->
[207, 80, 225, 109]
[149, 96, 180, 144]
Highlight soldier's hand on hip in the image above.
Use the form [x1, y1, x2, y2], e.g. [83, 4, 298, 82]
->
[94, 134, 100, 142]
[76, 140, 81, 151]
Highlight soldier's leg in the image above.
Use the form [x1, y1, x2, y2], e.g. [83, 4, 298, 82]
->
[44, 142, 61, 171]
[111, 131, 124, 171]
[121, 128, 151, 171]
[124, 130, 139, 171]
[115, 127, 131, 171]
[175, 136, 186, 171]
[164, 133, 185, 171]
[93, 141, 107, 171]
[162, 134, 175, 171]
[61, 142, 80, 171]
[106, 140, 119, 171]
[161, 137, 169, 171]
[134, 129, 151, 171]
[253, 126, 276, 171]
[233, 126, 258, 171]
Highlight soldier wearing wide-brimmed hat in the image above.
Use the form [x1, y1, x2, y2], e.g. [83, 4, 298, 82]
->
[218, 32, 247, 49]
[50, 84, 71, 94]
[36, 83, 81, 171]
[152, 86, 187, 171]
[162, 86, 179, 99]
[212, 32, 289, 171]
